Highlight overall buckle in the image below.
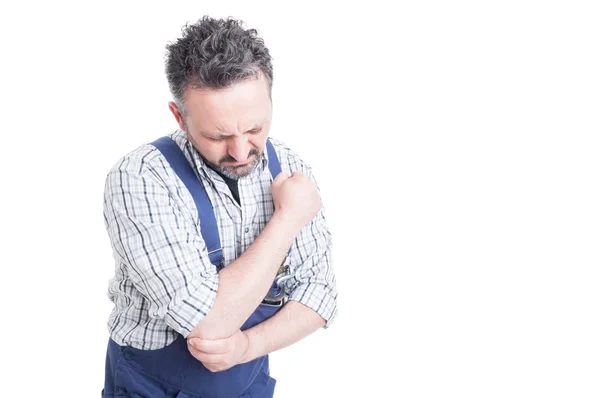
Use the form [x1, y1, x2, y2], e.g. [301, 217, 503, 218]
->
[262, 262, 293, 307]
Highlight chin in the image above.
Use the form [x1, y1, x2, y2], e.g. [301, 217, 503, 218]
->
[225, 165, 253, 179]
[226, 158, 261, 178]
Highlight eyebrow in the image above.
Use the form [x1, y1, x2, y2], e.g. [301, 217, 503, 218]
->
[204, 122, 265, 139]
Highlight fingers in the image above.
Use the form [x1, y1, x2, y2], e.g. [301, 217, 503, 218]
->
[271, 171, 289, 186]
[187, 337, 230, 354]
[290, 171, 306, 178]
[188, 344, 227, 364]
[187, 342, 232, 373]
[272, 171, 309, 187]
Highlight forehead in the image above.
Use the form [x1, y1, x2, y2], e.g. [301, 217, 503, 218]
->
[184, 75, 271, 130]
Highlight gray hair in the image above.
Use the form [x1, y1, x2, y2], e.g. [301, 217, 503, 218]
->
[165, 16, 273, 116]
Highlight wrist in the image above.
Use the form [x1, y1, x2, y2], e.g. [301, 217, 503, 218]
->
[239, 330, 254, 364]
[240, 327, 267, 364]
[271, 210, 304, 235]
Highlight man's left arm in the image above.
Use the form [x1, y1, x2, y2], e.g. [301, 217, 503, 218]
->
[244, 299, 326, 362]
[186, 300, 325, 371]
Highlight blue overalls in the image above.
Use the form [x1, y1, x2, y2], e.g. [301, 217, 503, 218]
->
[102, 137, 286, 398]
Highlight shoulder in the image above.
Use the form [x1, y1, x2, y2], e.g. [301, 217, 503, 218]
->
[108, 145, 161, 175]
[268, 136, 313, 176]
[104, 132, 183, 191]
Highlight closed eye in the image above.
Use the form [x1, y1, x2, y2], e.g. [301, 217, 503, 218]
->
[205, 127, 262, 141]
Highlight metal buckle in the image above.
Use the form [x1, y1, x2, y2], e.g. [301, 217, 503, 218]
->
[261, 296, 285, 307]
[261, 261, 292, 307]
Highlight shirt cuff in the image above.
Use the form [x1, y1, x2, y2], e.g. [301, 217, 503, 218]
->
[163, 274, 218, 337]
[288, 283, 338, 328]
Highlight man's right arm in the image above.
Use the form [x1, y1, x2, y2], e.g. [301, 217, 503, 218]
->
[187, 211, 298, 340]
[188, 171, 321, 340]
[104, 161, 320, 341]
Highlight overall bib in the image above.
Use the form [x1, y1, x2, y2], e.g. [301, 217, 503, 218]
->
[102, 137, 286, 398]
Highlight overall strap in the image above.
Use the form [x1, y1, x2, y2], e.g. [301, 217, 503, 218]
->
[150, 136, 283, 268]
[265, 138, 282, 179]
[264, 139, 291, 301]
[150, 136, 223, 267]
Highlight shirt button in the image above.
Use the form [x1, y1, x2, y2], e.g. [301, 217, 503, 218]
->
[244, 227, 250, 233]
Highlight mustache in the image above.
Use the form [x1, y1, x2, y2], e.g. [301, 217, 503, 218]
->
[219, 148, 260, 164]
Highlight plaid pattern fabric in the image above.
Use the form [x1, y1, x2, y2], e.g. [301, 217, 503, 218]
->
[103, 130, 337, 349]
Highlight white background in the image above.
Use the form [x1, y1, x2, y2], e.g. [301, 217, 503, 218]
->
[1, 1, 599, 397]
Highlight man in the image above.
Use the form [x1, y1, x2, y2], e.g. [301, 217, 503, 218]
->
[101, 16, 337, 398]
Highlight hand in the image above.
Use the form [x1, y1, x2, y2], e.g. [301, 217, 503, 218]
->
[271, 171, 322, 229]
[187, 330, 250, 372]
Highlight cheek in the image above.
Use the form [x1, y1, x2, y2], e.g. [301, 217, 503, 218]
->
[214, 144, 230, 161]
[250, 133, 268, 151]
[199, 140, 227, 162]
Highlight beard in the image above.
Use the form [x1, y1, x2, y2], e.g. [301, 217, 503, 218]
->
[202, 148, 261, 179]
[185, 130, 262, 179]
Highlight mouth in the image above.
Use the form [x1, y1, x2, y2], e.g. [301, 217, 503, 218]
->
[222, 155, 255, 167]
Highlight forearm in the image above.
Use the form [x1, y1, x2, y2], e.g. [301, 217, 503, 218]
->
[240, 300, 326, 363]
[189, 212, 301, 340]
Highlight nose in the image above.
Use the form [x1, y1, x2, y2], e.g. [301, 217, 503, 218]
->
[227, 135, 250, 162]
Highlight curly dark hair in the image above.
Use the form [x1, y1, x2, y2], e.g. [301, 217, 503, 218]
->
[165, 16, 273, 115]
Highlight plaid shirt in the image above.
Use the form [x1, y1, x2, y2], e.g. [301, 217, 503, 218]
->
[103, 130, 337, 349]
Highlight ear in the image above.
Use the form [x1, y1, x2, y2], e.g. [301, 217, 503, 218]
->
[168, 102, 186, 131]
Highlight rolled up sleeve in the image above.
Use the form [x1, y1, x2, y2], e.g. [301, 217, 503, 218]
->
[285, 176, 338, 327]
[104, 166, 218, 337]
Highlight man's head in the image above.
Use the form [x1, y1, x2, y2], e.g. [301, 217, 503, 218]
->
[165, 16, 273, 179]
